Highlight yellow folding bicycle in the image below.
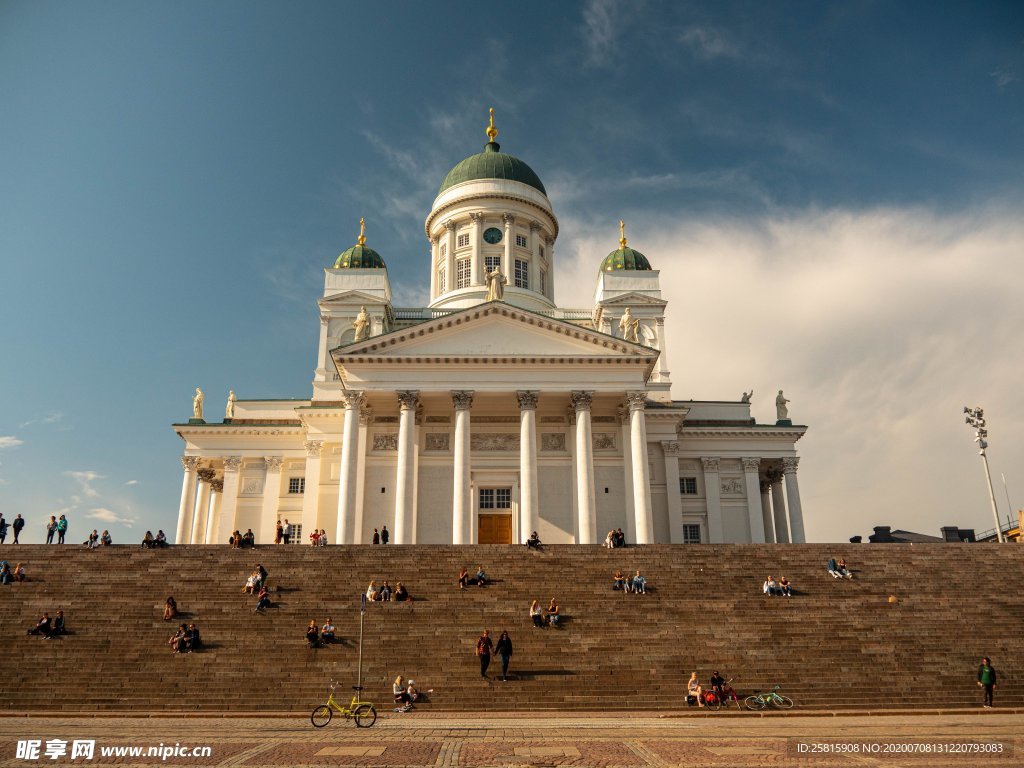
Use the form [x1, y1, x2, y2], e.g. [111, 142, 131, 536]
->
[311, 682, 377, 728]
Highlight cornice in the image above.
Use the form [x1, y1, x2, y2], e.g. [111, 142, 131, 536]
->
[425, 193, 559, 239]
[679, 426, 807, 441]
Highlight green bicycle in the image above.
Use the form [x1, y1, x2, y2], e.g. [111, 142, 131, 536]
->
[311, 681, 377, 728]
[745, 684, 794, 710]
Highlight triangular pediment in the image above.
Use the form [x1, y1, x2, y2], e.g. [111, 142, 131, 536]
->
[334, 302, 656, 360]
[599, 292, 667, 307]
[319, 290, 389, 308]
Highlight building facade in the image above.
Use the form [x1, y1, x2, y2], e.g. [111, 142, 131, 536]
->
[173, 113, 807, 546]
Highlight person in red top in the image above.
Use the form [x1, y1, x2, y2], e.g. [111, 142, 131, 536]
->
[475, 629, 493, 678]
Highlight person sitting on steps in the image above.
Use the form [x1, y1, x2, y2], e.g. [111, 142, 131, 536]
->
[827, 558, 844, 579]
[530, 599, 544, 628]
[604, 530, 616, 549]
[631, 569, 647, 594]
[164, 597, 177, 621]
[474, 565, 487, 587]
[52, 610, 66, 637]
[84, 530, 99, 548]
[141, 531, 156, 548]
[763, 575, 780, 596]
[393, 582, 409, 602]
[613, 568, 626, 591]
[0, 561, 11, 585]
[687, 672, 704, 707]
[184, 622, 201, 652]
[366, 580, 380, 601]
[546, 598, 561, 627]
[306, 620, 320, 648]
[168, 623, 187, 653]
[255, 586, 271, 613]
[779, 576, 793, 597]
[394, 675, 413, 711]
[379, 580, 393, 602]
[458, 567, 469, 589]
[241, 529, 255, 548]
[13, 563, 25, 583]
[155, 530, 168, 547]
[321, 618, 335, 643]
[100, 530, 112, 546]
[526, 530, 542, 549]
[615, 528, 625, 547]
[28, 612, 52, 639]
[837, 558, 853, 579]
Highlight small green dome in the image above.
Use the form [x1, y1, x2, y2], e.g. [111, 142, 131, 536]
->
[334, 244, 386, 270]
[601, 246, 652, 272]
[439, 141, 547, 196]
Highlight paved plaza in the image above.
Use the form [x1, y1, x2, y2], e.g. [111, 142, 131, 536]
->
[1, 712, 1021, 767]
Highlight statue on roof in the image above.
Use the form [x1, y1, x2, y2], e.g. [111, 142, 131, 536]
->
[192, 388, 204, 420]
[776, 390, 790, 421]
[225, 390, 236, 420]
[485, 266, 506, 301]
[618, 307, 640, 343]
[741, 390, 753, 403]
[592, 304, 604, 329]
[352, 306, 370, 342]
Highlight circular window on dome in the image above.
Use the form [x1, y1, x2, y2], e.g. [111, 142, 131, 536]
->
[483, 227, 503, 244]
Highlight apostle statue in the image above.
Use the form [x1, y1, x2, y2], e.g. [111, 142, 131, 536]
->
[225, 390, 236, 420]
[618, 308, 640, 343]
[485, 266, 506, 301]
[741, 390, 753, 403]
[591, 304, 604, 329]
[352, 306, 370, 342]
[776, 390, 790, 421]
[192, 387, 204, 420]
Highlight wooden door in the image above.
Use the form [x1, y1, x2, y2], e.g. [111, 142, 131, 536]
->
[478, 514, 512, 544]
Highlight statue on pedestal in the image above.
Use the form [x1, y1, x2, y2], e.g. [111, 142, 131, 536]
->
[618, 307, 640, 343]
[776, 390, 790, 421]
[741, 390, 753, 403]
[352, 306, 370, 342]
[485, 267, 506, 301]
[192, 388, 204, 420]
[225, 390, 236, 420]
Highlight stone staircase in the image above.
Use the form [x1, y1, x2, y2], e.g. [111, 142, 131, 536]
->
[0, 544, 1019, 712]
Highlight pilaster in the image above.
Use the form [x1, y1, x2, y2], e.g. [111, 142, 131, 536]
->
[701, 457, 724, 543]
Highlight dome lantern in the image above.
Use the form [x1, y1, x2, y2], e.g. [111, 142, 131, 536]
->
[600, 219, 653, 272]
[334, 218, 387, 269]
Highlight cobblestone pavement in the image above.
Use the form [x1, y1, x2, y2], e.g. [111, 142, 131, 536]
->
[0, 712, 1020, 767]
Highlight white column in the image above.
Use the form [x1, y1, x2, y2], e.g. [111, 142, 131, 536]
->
[429, 237, 439, 300]
[770, 473, 790, 543]
[469, 213, 483, 285]
[569, 408, 579, 542]
[783, 457, 806, 543]
[216, 456, 241, 544]
[336, 391, 363, 544]
[301, 440, 323, 544]
[662, 441, 684, 544]
[191, 468, 215, 544]
[627, 392, 654, 543]
[619, 407, 635, 543]
[316, 314, 330, 380]
[502, 213, 514, 283]
[260, 457, 283, 546]
[394, 391, 420, 544]
[571, 391, 597, 544]
[760, 480, 776, 543]
[655, 317, 671, 381]
[742, 458, 766, 543]
[528, 221, 541, 292]
[205, 478, 222, 544]
[175, 456, 200, 544]
[517, 391, 539, 543]
[451, 391, 474, 544]
[355, 407, 372, 543]
[702, 457, 724, 543]
[444, 220, 455, 293]
[545, 236, 555, 302]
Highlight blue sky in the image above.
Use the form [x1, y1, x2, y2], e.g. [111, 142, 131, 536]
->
[1, 0, 1022, 543]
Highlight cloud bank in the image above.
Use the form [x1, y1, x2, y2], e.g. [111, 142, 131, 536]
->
[557, 205, 1024, 541]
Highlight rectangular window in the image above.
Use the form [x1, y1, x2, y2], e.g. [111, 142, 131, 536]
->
[484, 255, 501, 273]
[288, 477, 305, 494]
[683, 524, 701, 544]
[516, 234, 527, 248]
[540, 270, 546, 293]
[457, 232, 470, 248]
[440, 242, 447, 257]
[438, 267, 446, 294]
[456, 258, 471, 289]
[514, 258, 529, 289]
[479, 488, 512, 509]
[539, 245, 545, 259]
[679, 477, 698, 495]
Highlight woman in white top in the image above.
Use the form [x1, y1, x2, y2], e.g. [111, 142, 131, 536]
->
[366, 580, 379, 601]
[393, 675, 412, 709]
[530, 600, 544, 628]
[687, 672, 704, 707]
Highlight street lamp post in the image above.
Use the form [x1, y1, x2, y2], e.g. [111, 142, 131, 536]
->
[964, 406, 1003, 543]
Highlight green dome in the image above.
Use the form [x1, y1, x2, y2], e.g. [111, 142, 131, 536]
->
[438, 141, 546, 196]
[601, 246, 652, 272]
[334, 244, 386, 270]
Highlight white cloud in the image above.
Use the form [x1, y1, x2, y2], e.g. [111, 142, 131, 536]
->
[64, 470, 104, 498]
[0, 436, 24, 449]
[582, 0, 622, 65]
[679, 26, 741, 60]
[87, 507, 136, 526]
[19, 411, 63, 428]
[991, 67, 1018, 89]
[557, 204, 1024, 542]
[125, 480, 139, 486]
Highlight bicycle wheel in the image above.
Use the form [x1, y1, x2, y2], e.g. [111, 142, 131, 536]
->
[745, 695, 766, 711]
[353, 703, 377, 728]
[772, 695, 794, 709]
[311, 705, 332, 728]
[706, 695, 721, 711]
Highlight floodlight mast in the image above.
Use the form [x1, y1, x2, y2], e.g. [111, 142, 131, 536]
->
[964, 406, 1003, 543]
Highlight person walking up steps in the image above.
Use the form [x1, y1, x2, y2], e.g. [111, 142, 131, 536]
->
[495, 630, 513, 681]
[381, 525, 389, 545]
[476, 629, 493, 678]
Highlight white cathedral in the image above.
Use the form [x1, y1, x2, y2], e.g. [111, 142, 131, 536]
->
[173, 111, 807, 546]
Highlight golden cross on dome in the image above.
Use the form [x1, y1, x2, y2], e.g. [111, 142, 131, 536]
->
[619, 219, 627, 248]
[486, 107, 498, 143]
[358, 217, 366, 246]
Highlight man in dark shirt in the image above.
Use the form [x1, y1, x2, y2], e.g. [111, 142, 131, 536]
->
[12, 514, 24, 544]
[28, 613, 52, 638]
[978, 657, 997, 708]
[184, 623, 200, 652]
[476, 630, 493, 678]
[52, 611, 66, 636]
[0, 515, 7, 544]
[381, 525, 390, 545]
